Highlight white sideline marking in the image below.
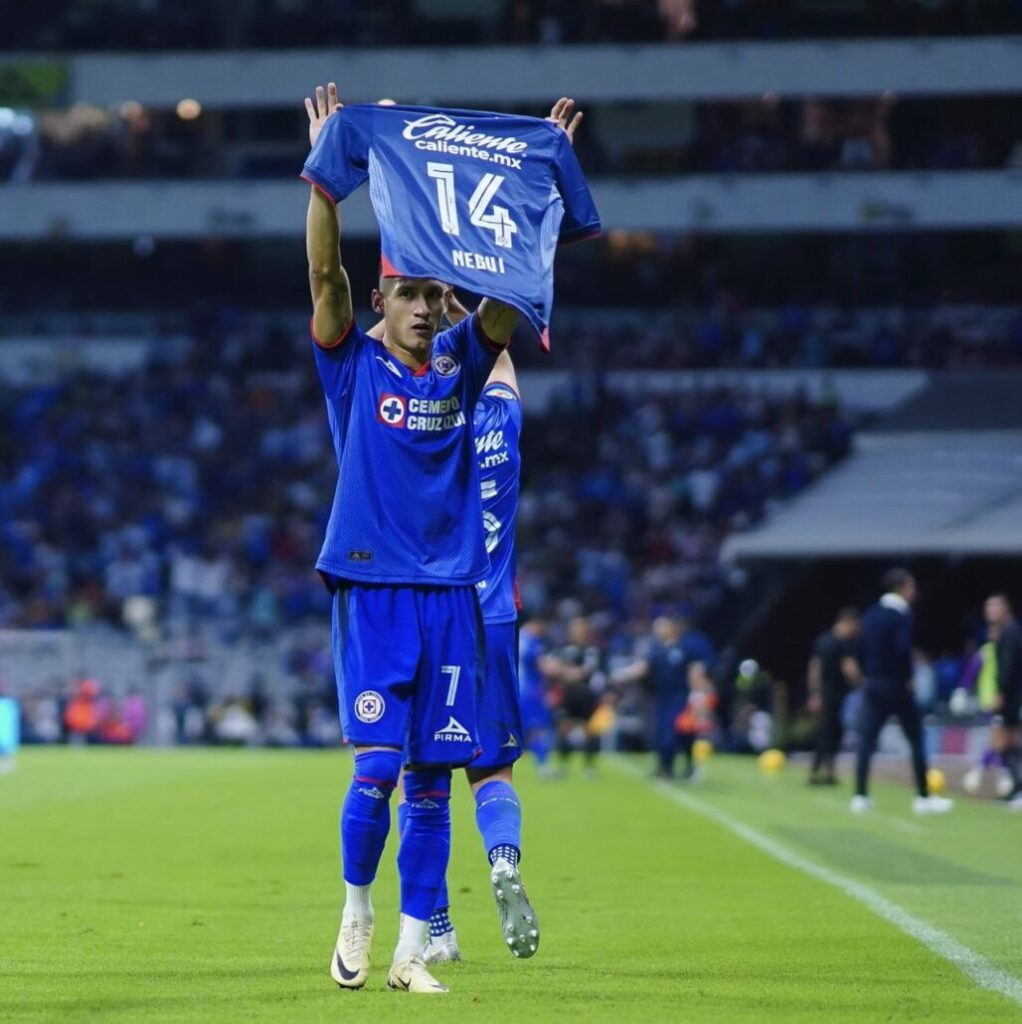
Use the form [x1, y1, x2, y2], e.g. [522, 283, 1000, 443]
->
[613, 758, 1022, 1007]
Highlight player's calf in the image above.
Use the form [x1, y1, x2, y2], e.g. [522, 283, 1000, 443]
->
[391, 766, 454, 991]
[332, 747, 401, 989]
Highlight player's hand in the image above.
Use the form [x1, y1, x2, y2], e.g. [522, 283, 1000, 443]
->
[547, 97, 583, 145]
[305, 81, 342, 149]
[443, 287, 471, 326]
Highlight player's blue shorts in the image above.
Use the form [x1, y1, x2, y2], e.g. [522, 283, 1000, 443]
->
[473, 620, 525, 770]
[332, 582, 484, 767]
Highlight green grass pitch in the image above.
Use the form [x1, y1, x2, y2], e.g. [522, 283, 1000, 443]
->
[3, 747, 1022, 1023]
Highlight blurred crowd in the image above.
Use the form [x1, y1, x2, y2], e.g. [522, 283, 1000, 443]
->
[548, 306, 1022, 371]
[6, 0, 1020, 50]
[0, 320, 854, 637]
[4, 94, 1019, 184]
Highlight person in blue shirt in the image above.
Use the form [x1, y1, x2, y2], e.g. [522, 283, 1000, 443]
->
[373, 99, 584, 969]
[305, 82, 522, 996]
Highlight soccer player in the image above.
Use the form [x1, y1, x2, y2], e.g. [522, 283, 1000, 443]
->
[518, 617, 556, 773]
[369, 297, 537, 963]
[546, 616, 609, 777]
[851, 569, 953, 816]
[984, 593, 1022, 807]
[806, 608, 861, 786]
[304, 82, 519, 995]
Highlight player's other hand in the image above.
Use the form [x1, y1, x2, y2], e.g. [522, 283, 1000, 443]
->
[547, 97, 583, 145]
[443, 287, 471, 326]
[305, 82, 343, 149]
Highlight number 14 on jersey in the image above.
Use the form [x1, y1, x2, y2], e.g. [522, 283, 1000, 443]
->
[427, 162, 519, 249]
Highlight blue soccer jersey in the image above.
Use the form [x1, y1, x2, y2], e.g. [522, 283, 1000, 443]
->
[302, 104, 601, 347]
[313, 314, 500, 586]
[473, 382, 523, 624]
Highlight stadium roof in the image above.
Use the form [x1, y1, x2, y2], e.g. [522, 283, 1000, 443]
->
[722, 432, 1022, 560]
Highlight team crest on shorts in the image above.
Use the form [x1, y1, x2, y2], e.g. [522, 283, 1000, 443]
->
[433, 354, 460, 378]
[354, 690, 385, 723]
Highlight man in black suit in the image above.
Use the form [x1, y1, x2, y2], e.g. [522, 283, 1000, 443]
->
[852, 569, 953, 816]
[807, 608, 861, 786]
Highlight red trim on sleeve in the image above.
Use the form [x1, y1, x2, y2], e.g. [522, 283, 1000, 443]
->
[539, 327, 551, 353]
[473, 312, 508, 355]
[310, 315, 354, 350]
[558, 227, 603, 247]
[300, 172, 338, 205]
[513, 577, 523, 613]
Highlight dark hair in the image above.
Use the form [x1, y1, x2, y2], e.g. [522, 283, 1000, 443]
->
[882, 567, 914, 594]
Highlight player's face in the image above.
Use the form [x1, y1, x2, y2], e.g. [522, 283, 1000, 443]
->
[372, 277, 448, 362]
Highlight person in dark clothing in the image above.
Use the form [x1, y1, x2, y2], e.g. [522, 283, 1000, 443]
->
[852, 569, 953, 816]
[807, 607, 861, 786]
[615, 616, 714, 779]
[546, 616, 608, 777]
[985, 594, 1022, 807]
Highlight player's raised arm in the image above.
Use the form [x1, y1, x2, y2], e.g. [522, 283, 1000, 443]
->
[476, 298, 517, 348]
[304, 83, 353, 346]
[486, 349, 519, 394]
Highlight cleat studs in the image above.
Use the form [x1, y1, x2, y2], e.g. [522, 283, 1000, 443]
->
[529, 944, 537, 953]
[512, 885, 521, 894]
[530, 929, 538, 938]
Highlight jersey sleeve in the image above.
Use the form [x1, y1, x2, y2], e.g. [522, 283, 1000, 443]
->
[553, 131, 602, 245]
[301, 108, 372, 203]
[435, 313, 502, 406]
[311, 322, 366, 399]
[481, 382, 523, 438]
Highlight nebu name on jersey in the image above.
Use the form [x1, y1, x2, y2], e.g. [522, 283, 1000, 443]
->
[302, 104, 601, 349]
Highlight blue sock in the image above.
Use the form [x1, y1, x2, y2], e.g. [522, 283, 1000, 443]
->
[398, 767, 452, 920]
[474, 779, 522, 865]
[340, 750, 401, 886]
[398, 800, 450, 915]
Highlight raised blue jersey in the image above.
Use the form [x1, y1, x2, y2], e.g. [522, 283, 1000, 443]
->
[474, 382, 522, 624]
[302, 104, 601, 347]
[313, 315, 500, 586]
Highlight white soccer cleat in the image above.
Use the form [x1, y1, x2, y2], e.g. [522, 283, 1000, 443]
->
[913, 795, 954, 815]
[996, 770, 1016, 799]
[850, 795, 873, 815]
[386, 955, 449, 994]
[330, 917, 373, 989]
[423, 927, 461, 964]
[490, 858, 540, 959]
[1006, 792, 1022, 812]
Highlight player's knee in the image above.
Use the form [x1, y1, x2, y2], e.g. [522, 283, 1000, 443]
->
[403, 766, 452, 827]
[349, 748, 402, 815]
[467, 764, 513, 794]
